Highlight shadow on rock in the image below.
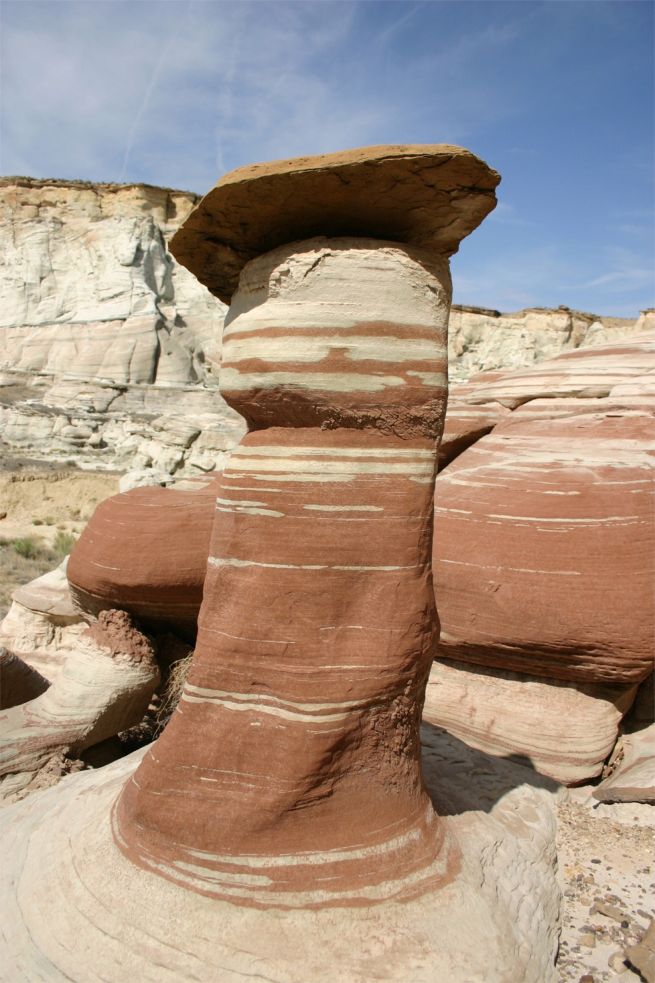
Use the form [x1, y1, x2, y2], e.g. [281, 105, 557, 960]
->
[421, 721, 561, 816]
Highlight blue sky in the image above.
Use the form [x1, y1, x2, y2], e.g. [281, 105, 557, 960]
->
[1, 0, 653, 316]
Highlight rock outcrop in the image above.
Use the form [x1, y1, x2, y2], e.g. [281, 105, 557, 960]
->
[67, 473, 218, 629]
[434, 400, 654, 685]
[428, 334, 655, 783]
[0, 145, 560, 983]
[0, 177, 647, 477]
[0, 610, 159, 803]
[0, 560, 88, 682]
[447, 304, 648, 383]
[0, 177, 243, 475]
[593, 722, 655, 804]
[423, 659, 637, 785]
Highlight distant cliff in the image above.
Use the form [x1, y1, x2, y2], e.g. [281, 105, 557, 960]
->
[0, 177, 646, 475]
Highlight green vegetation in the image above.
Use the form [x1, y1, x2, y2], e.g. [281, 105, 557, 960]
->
[12, 536, 43, 560]
[0, 531, 79, 618]
[53, 531, 77, 556]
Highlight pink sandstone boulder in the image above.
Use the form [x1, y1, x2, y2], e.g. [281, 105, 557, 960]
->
[67, 474, 219, 629]
[433, 402, 654, 686]
[438, 334, 655, 469]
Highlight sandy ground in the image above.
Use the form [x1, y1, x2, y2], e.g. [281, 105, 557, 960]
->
[557, 792, 654, 982]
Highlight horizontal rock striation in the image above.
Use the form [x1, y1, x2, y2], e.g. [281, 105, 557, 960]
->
[0, 177, 243, 474]
[423, 659, 637, 784]
[0, 724, 560, 982]
[67, 474, 218, 629]
[115, 238, 455, 907]
[0, 146, 565, 982]
[447, 304, 647, 383]
[434, 402, 654, 684]
[0, 176, 647, 477]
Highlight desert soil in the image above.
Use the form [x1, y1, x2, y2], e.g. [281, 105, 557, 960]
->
[557, 792, 654, 982]
[0, 461, 118, 616]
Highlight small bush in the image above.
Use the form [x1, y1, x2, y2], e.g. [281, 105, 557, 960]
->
[53, 530, 77, 557]
[32, 519, 44, 526]
[12, 537, 42, 559]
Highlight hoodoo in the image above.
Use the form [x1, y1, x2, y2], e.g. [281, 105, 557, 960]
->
[0, 147, 560, 982]
[114, 145, 497, 903]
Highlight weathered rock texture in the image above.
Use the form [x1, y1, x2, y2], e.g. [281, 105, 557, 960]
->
[459, 326, 655, 407]
[115, 236, 457, 906]
[0, 177, 243, 474]
[423, 659, 637, 785]
[0, 560, 88, 682]
[0, 610, 159, 802]
[447, 304, 649, 383]
[0, 724, 560, 983]
[67, 473, 218, 628]
[593, 722, 655, 804]
[427, 334, 655, 784]
[434, 400, 654, 685]
[0, 176, 646, 476]
[0, 146, 562, 982]
[169, 144, 500, 302]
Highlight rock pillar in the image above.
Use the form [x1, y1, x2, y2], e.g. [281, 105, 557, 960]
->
[114, 238, 456, 906]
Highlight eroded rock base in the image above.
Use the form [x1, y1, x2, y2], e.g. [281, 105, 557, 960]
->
[0, 735, 559, 983]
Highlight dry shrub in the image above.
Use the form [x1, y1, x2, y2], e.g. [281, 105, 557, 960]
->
[155, 654, 193, 734]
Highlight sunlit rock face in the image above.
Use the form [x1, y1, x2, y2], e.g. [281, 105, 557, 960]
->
[447, 304, 645, 383]
[0, 178, 220, 383]
[434, 400, 654, 686]
[0, 177, 646, 477]
[0, 177, 243, 473]
[0, 610, 159, 803]
[67, 474, 218, 629]
[430, 357, 654, 785]
[0, 147, 563, 983]
[114, 238, 456, 906]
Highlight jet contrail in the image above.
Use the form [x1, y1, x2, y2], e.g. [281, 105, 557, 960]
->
[119, 34, 174, 183]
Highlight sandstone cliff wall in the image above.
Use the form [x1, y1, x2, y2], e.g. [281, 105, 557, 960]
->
[0, 177, 645, 476]
[0, 178, 242, 476]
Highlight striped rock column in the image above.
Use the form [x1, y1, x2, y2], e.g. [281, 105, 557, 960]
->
[114, 238, 457, 906]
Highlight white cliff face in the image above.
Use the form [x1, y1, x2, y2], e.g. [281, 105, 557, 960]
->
[0, 178, 243, 475]
[447, 304, 644, 382]
[0, 179, 223, 384]
[0, 177, 646, 476]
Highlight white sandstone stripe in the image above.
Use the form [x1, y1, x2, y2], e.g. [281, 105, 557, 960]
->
[215, 505, 285, 517]
[181, 693, 353, 723]
[231, 446, 435, 458]
[180, 807, 437, 868]
[303, 504, 383, 512]
[220, 367, 446, 393]
[183, 684, 376, 717]
[208, 557, 420, 572]
[438, 559, 582, 576]
[223, 335, 443, 364]
[216, 497, 269, 506]
[227, 457, 434, 476]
